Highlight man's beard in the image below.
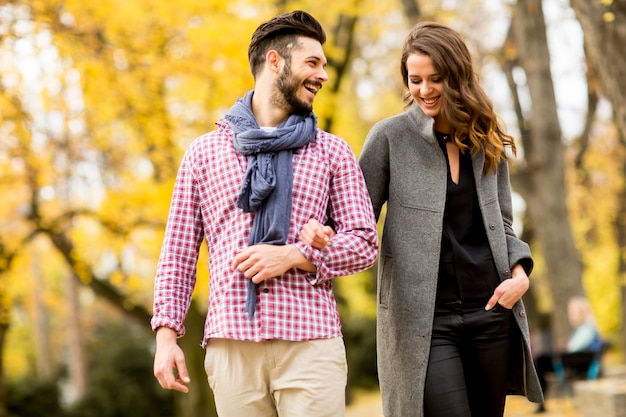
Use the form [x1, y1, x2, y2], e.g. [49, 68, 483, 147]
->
[273, 64, 313, 115]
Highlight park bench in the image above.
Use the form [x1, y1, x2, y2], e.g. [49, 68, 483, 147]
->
[570, 341, 626, 417]
[551, 340, 612, 396]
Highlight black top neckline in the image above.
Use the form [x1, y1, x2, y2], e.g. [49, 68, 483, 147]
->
[434, 130, 452, 142]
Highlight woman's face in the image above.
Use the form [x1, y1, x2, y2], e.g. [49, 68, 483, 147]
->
[406, 53, 448, 128]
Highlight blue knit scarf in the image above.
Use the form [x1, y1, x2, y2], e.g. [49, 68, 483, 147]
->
[225, 90, 317, 320]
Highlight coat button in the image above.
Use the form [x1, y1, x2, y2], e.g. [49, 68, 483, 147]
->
[489, 223, 496, 230]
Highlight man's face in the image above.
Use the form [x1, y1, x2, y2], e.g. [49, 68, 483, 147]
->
[273, 37, 328, 114]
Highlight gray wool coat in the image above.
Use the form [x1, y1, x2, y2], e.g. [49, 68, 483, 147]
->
[359, 103, 543, 417]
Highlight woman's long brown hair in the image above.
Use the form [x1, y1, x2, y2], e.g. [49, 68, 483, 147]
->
[400, 21, 516, 174]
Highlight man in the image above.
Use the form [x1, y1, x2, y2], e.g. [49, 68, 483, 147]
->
[151, 10, 378, 417]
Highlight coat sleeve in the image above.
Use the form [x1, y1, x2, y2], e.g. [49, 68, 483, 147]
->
[359, 121, 391, 220]
[496, 159, 534, 275]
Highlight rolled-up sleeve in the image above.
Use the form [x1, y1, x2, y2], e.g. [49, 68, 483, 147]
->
[297, 138, 379, 284]
[151, 147, 205, 336]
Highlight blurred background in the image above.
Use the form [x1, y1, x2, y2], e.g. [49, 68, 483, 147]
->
[0, 0, 625, 416]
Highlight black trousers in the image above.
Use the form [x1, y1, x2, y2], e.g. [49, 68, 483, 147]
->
[424, 301, 512, 417]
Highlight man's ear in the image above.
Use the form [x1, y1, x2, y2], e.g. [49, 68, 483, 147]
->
[266, 50, 282, 73]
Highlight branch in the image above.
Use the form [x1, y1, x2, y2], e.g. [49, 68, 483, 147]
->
[400, 0, 421, 25]
[45, 229, 152, 326]
[322, 12, 359, 133]
[574, 49, 600, 170]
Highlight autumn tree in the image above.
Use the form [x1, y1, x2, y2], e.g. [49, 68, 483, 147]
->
[1, 1, 395, 416]
[499, 0, 586, 344]
[569, 0, 626, 360]
[3, 1, 624, 417]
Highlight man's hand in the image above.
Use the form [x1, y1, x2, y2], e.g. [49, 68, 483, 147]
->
[485, 263, 530, 311]
[153, 327, 191, 393]
[299, 218, 336, 250]
[232, 243, 315, 284]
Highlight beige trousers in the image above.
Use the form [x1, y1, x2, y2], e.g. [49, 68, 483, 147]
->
[204, 337, 347, 417]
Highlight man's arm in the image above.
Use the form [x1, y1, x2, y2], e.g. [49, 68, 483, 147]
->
[294, 137, 378, 281]
[152, 142, 205, 335]
[152, 144, 204, 392]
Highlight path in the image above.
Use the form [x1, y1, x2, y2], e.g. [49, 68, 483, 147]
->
[346, 390, 582, 417]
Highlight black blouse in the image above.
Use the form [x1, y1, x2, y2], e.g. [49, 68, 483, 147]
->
[434, 132, 501, 304]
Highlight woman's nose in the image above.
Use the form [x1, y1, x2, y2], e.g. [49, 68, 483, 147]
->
[420, 81, 433, 95]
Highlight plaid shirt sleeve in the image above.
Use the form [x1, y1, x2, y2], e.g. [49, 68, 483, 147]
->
[150, 146, 205, 337]
[294, 131, 379, 283]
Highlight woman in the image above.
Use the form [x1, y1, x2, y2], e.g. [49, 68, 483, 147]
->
[300, 21, 543, 417]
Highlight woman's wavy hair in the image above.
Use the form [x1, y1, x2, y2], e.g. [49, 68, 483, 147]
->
[400, 21, 516, 173]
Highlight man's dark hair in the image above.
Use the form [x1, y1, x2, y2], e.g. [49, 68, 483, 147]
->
[248, 10, 326, 78]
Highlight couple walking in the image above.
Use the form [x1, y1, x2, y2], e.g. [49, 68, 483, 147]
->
[151, 10, 543, 417]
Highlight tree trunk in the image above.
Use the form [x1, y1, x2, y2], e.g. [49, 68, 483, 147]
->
[33, 255, 51, 380]
[66, 273, 86, 401]
[508, 0, 585, 345]
[0, 311, 6, 417]
[321, 13, 358, 134]
[569, 0, 626, 363]
[615, 130, 626, 361]
[400, 0, 421, 25]
[569, 0, 626, 145]
[0, 249, 15, 417]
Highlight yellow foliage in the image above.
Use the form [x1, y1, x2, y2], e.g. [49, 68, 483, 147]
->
[3, 0, 624, 384]
[603, 12, 616, 22]
[567, 121, 623, 337]
[3, 237, 72, 379]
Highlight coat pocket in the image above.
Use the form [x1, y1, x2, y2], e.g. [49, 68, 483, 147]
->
[378, 253, 393, 309]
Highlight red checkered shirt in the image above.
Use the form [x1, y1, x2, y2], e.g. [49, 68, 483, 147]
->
[151, 119, 379, 346]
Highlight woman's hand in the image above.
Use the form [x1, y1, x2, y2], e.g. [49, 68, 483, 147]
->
[299, 218, 336, 250]
[485, 263, 530, 310]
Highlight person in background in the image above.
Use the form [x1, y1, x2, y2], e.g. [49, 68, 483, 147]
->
[151, 10, 378, 417]
[300, 21, 543, 417]
[533, 296, 603, 413]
